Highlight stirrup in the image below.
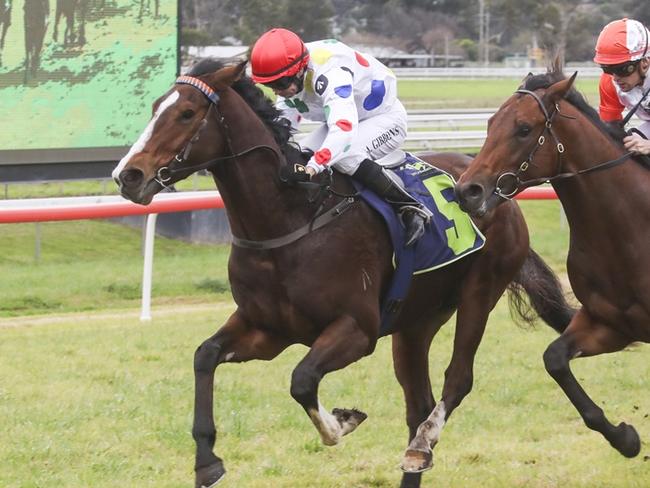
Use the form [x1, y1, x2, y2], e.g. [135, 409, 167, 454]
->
[402, 211, 427, 247]
[399, 204, 432, 222]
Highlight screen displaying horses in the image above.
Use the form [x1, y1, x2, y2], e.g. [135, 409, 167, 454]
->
[0, 0, 178, 166]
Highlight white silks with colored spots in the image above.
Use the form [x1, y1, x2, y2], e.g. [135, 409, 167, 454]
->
[276, 39, 408, 175]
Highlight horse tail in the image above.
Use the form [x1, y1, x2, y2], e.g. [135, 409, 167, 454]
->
[507, 248, 575, 333]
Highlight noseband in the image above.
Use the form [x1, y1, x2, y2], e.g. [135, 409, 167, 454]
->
[493, 88, 634, 200]
[153, 75, 280, 188]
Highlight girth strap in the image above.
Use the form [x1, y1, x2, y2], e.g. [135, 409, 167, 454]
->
[231, 197, 356, 250]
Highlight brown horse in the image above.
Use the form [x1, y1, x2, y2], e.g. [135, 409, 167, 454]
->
[456, 64, 649, 459]
[112, 60, 574, 488]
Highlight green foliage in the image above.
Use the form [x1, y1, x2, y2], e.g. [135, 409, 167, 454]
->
[457, 38, 478, 61]
[181, 28, 214, 46]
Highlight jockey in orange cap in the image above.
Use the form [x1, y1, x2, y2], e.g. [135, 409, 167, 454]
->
[250, 28, 431, 247]
[594, 18, 650, 155]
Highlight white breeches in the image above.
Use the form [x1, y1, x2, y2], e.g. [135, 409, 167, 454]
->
[300, 100, 408, 175]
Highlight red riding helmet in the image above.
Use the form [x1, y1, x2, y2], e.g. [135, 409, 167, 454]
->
[250, 28, 310, 84]
[594, 18, 650, 65]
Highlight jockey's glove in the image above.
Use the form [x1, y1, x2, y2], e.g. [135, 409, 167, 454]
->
[279, 163, 310, 184]
[300, 149, 315, 164]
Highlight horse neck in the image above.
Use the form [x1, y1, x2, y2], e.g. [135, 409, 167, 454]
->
[210, 90, 309, 241]
[551, 108, 650, 236]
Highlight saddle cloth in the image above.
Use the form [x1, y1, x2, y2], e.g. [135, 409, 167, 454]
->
[351, 152, 486, 336]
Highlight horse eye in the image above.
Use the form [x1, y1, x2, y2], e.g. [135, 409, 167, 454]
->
[181, 109, 195, 120]
[517, 124, 532, 137]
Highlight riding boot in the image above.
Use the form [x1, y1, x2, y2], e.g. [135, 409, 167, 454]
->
[353, 158, 432, 246]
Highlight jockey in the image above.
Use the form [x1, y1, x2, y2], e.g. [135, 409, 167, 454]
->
[594, 18, 650, 156]
[249, 28, 431, 246]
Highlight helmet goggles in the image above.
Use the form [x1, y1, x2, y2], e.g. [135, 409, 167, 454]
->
[263, 75, 298, 91]
[600, 60, 640, 77]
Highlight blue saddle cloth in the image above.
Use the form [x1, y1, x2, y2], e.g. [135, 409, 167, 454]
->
[351, 153, 486, 336]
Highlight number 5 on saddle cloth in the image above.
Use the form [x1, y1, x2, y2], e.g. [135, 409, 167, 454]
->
[352, 152, 486, 336]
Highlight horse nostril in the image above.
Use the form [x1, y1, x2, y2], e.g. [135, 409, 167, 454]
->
[464, 183, 485, 201]
[119, 168, 144, 188]
[455, 182, 485, 209]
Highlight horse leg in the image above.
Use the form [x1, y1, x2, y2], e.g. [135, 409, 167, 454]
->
[193, 310, 291, 488]
[402, 267, 512, 473]
[290, 315, 373, 446]
[543, 307, 639, 457]
[392, 323, 441, 488]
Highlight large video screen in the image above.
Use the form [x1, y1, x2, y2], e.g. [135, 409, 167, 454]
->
[0, 0, 179, 167]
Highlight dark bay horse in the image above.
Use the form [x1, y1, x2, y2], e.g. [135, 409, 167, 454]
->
[113, 60, 574, 488]
[456, 65, 649, 459]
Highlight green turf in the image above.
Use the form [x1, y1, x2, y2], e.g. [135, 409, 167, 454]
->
[0, 301, 647, 487]
[398, 77, 599, 109]
[0, 200, 569, 317]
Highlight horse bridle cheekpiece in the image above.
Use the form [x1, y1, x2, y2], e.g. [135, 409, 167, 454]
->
[494, 87, 635, 200]
[494, 89, 565, 199]
[153, 76, 221, 187]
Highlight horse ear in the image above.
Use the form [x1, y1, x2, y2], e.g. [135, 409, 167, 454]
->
[545, 71, 577, 104]
[206, 61, 248, 88]
[518, 72, 534, 89]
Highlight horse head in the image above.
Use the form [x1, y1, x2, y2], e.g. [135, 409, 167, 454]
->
[455, 71, 577, 217]
[113, 61, 279, 205]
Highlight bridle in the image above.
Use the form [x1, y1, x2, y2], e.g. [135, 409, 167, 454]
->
[492, 88, 633, 200]
[153, 75, 282, 189]
[150, 74, 356, 249]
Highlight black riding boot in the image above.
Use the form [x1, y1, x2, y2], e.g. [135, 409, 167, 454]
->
[353, 158, 431, 246]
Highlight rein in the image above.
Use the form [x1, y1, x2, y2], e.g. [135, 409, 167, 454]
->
[157, 74, 357, 250]
[493, 88, 633, 200]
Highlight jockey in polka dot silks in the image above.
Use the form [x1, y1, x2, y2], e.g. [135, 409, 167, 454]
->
[250, 28, 431, 246]
[594, 18, 650, 156]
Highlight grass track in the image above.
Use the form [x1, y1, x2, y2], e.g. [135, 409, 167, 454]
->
[0, 301, 647, 487]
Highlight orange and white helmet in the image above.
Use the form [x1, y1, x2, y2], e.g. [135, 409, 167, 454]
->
[594, 18, 650, 65]
[250, 28, 310, 84]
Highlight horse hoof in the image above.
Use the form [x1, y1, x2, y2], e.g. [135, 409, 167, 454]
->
[612, 422, 641, 458]
[332, 407, 368, 436]
[400, 448, 433, 473]
[195, 460, 226, 488]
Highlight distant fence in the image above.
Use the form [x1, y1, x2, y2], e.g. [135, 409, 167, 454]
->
[299, 108, 638, 151]
[392, 66, 602, 79]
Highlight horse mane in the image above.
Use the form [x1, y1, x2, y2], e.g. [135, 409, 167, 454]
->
[521, 64, 628, 145]
[187, 58, 302, 161]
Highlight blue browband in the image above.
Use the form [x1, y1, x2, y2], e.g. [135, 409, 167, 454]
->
[175, 75, 220, 104]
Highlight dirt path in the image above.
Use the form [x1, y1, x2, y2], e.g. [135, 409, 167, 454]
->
[0, 301, 235, 329]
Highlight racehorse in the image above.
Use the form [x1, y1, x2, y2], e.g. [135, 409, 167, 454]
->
[112, 60, 574, 488]
[23, 0, 49, 83]
[455, 62, 649, 459]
